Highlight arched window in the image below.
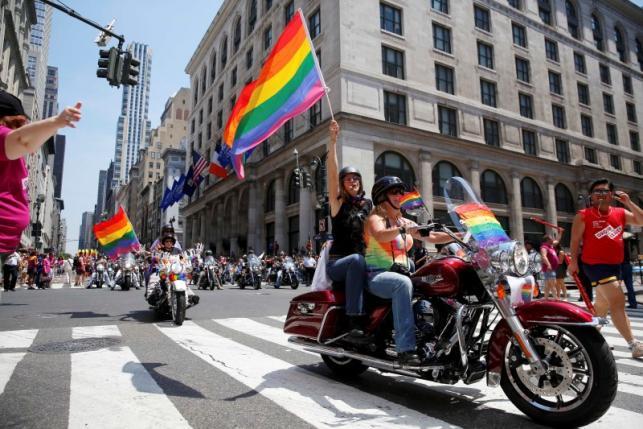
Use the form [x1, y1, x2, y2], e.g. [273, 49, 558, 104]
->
[591, 13, 604, 51]
[555, 184, 575, 213]
[521, 177, 543, 209]
[183, 110, 189, 120]
[175, 108, 182, 120]
[565, 1, 580, 39]
[220, 36, 228, 68]
[614, 26, 627, 63]
[288, 172, 300, 205]
[314, 160, 326, 195]
[265, 179, 276, 212]
[200, 66, 207, 94]
[637, 37, 643, 71]
[248, 0, 258, 33]
[375, 151, 416, 188]
[233, 17, 242, 53]
[481, 170, 507, 204]
[193, 78, 199, 105]
[432, 161, 461, 197]
[210, 51, 217, 83]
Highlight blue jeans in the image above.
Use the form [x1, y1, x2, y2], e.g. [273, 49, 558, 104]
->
[326, 254, 366, 316]
[367, 271, 415, 353]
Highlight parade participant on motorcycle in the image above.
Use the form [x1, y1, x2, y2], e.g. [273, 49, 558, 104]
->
[150, 224, 182, 252]
[325, 120, 373, 338]
[198, 249, 222, 289]
[568, 178, 643, 358]
[364, 176, 456, 365]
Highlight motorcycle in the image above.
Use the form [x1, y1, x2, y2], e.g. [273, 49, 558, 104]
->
[87, 263, 109, 288]
[146, 254, 199, 325]
[284, 177, 617, 428]
[238, 256, 262, 290]
[275, 257, 299, 289]
[198, 260, 221, 290]
[112, 253, 140, 291]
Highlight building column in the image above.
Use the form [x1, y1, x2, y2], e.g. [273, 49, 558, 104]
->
[184, 216, 193, 248]
[299, 185, 312, 249]
[469, 160, 481, 198]
[545, 179, 557, 233]
[215, 202, 223, 255]
[230, 195, 240, 256]
[247, 181, 258, 251]
[419, 151, 434, 222]
[274, 174, 286, 251]
[230, 236, 239, 257]
[510, 171, 524, 241]
[191, 216, 199, 247]
[199, 209, 207, 245]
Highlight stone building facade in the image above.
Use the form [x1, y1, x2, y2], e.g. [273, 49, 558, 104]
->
[183, 0, 643, 256]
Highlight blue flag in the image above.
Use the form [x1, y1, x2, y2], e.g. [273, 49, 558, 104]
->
[183, 166, 197, 197]
[171, 174, 186, 204]
[159, 186, 172, 210]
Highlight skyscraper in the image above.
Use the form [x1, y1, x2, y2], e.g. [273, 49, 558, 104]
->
[95, 170, 107, 219]
[78, 212, 94, 250]
[112, 42, 152, 188]
[43, 66, 59, 118]
[52, 135, 65, 198]
[24, 0, 52, 120]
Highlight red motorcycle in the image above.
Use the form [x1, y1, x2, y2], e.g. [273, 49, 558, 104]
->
[284, 177, 617, 428]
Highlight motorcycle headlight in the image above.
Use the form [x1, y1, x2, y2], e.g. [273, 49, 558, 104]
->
[490, 250, 510, 273]
[125, 262, 132, 270]
[529, 252, 543, 274]
[510, 242, 529, 276]
[171, 262, 182, 274]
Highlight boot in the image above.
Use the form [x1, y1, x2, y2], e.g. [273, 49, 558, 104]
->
[345, 315, 369, 341]
[398, 351, 422, 366]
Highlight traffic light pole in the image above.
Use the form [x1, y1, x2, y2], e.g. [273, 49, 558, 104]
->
[40, 0, 125, 50]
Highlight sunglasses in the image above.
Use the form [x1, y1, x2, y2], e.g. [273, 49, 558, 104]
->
[388, 189, 405, 196]
[592, 189, 611, 195]
[343, 175, 361, 182]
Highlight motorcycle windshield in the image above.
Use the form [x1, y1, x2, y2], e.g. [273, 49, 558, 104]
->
[443, 177, 511, 251]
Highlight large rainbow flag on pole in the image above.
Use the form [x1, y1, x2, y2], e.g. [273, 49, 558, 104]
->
[224, 9, 327, 179]
[93, 207, 141, 258]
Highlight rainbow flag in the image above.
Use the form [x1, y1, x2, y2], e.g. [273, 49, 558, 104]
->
[93, 207, 141, 258]
[453, 202, 510, 248]
[400, 190, 424, 211]
[224, 9, 326, 178]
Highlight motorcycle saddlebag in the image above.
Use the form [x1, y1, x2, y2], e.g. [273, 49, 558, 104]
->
[284, 290, 345, 342]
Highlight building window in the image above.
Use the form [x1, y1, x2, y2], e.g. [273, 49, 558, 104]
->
[606, 123, 618, 145]
[309, 100, 322, 127]
[631, 131, 640, 151]
[284, 119, 293, 144]
[548, 71, 562, 95]
[574, 52, 586, 74]
[432, 161, 461, 197]
[581, 114, 593, 137]
[380, 3, 402, 35]
[477, 41, 494, 69]
[246, 47, 253, 70]
[610, 154, 621, 170]
[199, 109, 203, 125]
[217, 110, 223, 129]
[207, 122, 212, 140]
[248, 0, 257, 33]
[591, 13, 603, 51]
[544, 39, 558, 62]
[519, 93, 533, 118]
[233, 18, 242, 53]
[309, 9, 321, 39]
[480, 79, 497, 107]
[634, 160, 642, 175]
[603, 93, 614, 114]
[555, 184, 575, 213]
[265, 180, 276, 212]
[515, 57, 530, 82]
[577, 83, 590, 105]
[384, 91, 407, 125]
[555, 139, 570, 164]
[599, 64, 611, 85]
[565, 1, 579, 39]
[288, 172, 300, 205]
[585, 147, 597, 164]
[522, 129, 537, 155]
[210, 52, 217, 83]
[265, 0, 272, 12]
[433, 23, 452, 53]
[221, 37, 228, 67]
[284, 1, 294, 23]
[481, 170, 507, 204]
[376, 151, 416, 186]
[262, 140, 270, 157]
[432, 0, 449, 14]
[483, 119, 500, 146]
[614, 27, 627, 63]
[438, 106, 457, 137]
[538, 0, 552, 25]
[316, 49, 321, 67]
[552, 104, 566, 128]
[265, 222, 275, 253]
[508, 0, 521, 9]
[637, 38, 643, 71]
[231, 66, 237, 87]
[521, 178, 544, 209]
[288, 216, 299, 253]
[435, 63, 454, 94]
[623, 74, 633, 95]
[512, 23, 527, 48]
[626, 102, 637, 123]
[382, 46, 405, 79]
[218, 83, 224, 101]
[474, 5, 490, 32]
[264, 26, 272, 50]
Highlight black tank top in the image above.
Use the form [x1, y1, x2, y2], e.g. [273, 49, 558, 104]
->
[329, 199, 373, 256]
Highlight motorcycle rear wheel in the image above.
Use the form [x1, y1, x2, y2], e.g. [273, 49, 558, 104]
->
[500, 325, 617, 428]
[321, 354, 368, 378]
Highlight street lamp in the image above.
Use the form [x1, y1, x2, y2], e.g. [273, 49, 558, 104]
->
[32, 193, 46, 250]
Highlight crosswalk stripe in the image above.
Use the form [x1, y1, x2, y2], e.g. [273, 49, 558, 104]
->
[156, 321, 455, 429]
[0, 329, 38, 348]
[72, 325, 121, 339]
[602, 326, 643, 336]
[267, 315, 287, 323]
[69, 326, 191, 429]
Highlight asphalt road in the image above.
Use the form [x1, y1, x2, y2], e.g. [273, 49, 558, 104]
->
[1, 282, 642, 429]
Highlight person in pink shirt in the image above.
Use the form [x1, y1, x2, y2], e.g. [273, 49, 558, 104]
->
[0, 91, 82, 264]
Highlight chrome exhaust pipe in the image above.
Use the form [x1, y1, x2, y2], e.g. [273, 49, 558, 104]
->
[288, 337, 446, 374]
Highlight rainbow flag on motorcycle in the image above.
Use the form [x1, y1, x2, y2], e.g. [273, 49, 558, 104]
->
[224, 9, 326, 179]
[93, 207, 141, 258]
[400, 190, 425, 211]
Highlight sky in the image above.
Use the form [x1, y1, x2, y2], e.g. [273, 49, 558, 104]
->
[48, 0, 222, 254]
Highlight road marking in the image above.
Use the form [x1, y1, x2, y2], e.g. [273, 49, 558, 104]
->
[157, 321, 456, 429]
[69, 326, 191, 429]
[72, 325, 121, 339]
[268, 315, 287, 323]
[0, 329, 38, 349]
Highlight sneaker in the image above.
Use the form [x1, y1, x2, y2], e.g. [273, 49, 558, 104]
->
[631, 342, 643, 359]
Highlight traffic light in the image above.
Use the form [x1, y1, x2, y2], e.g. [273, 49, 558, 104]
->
[96, 47, 120, 86]
[119, 51, 140, 86]
[294, 168, 301, 188]
[304, 171, 313, 189]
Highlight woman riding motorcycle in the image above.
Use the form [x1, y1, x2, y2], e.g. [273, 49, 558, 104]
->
[325, 120, 373, 338]
[364, 176, 455, 365]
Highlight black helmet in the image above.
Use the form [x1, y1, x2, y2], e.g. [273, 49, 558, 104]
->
[205, 250, 213, 256]
[339, 166, 362, 182]
[371, 176, 406, 205]
[161, 224, 175, 235]
[161, 233, 176, 245]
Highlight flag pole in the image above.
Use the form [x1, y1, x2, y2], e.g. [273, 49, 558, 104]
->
[413, 186, 433, 220]
[298, 8, 335, 122]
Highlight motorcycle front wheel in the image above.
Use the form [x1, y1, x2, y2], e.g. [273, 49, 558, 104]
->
[171, 292, 186, 326]
[290, 277, 299, 290]
[500, 325, 617, 428]
[321, 354, 368, 378]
